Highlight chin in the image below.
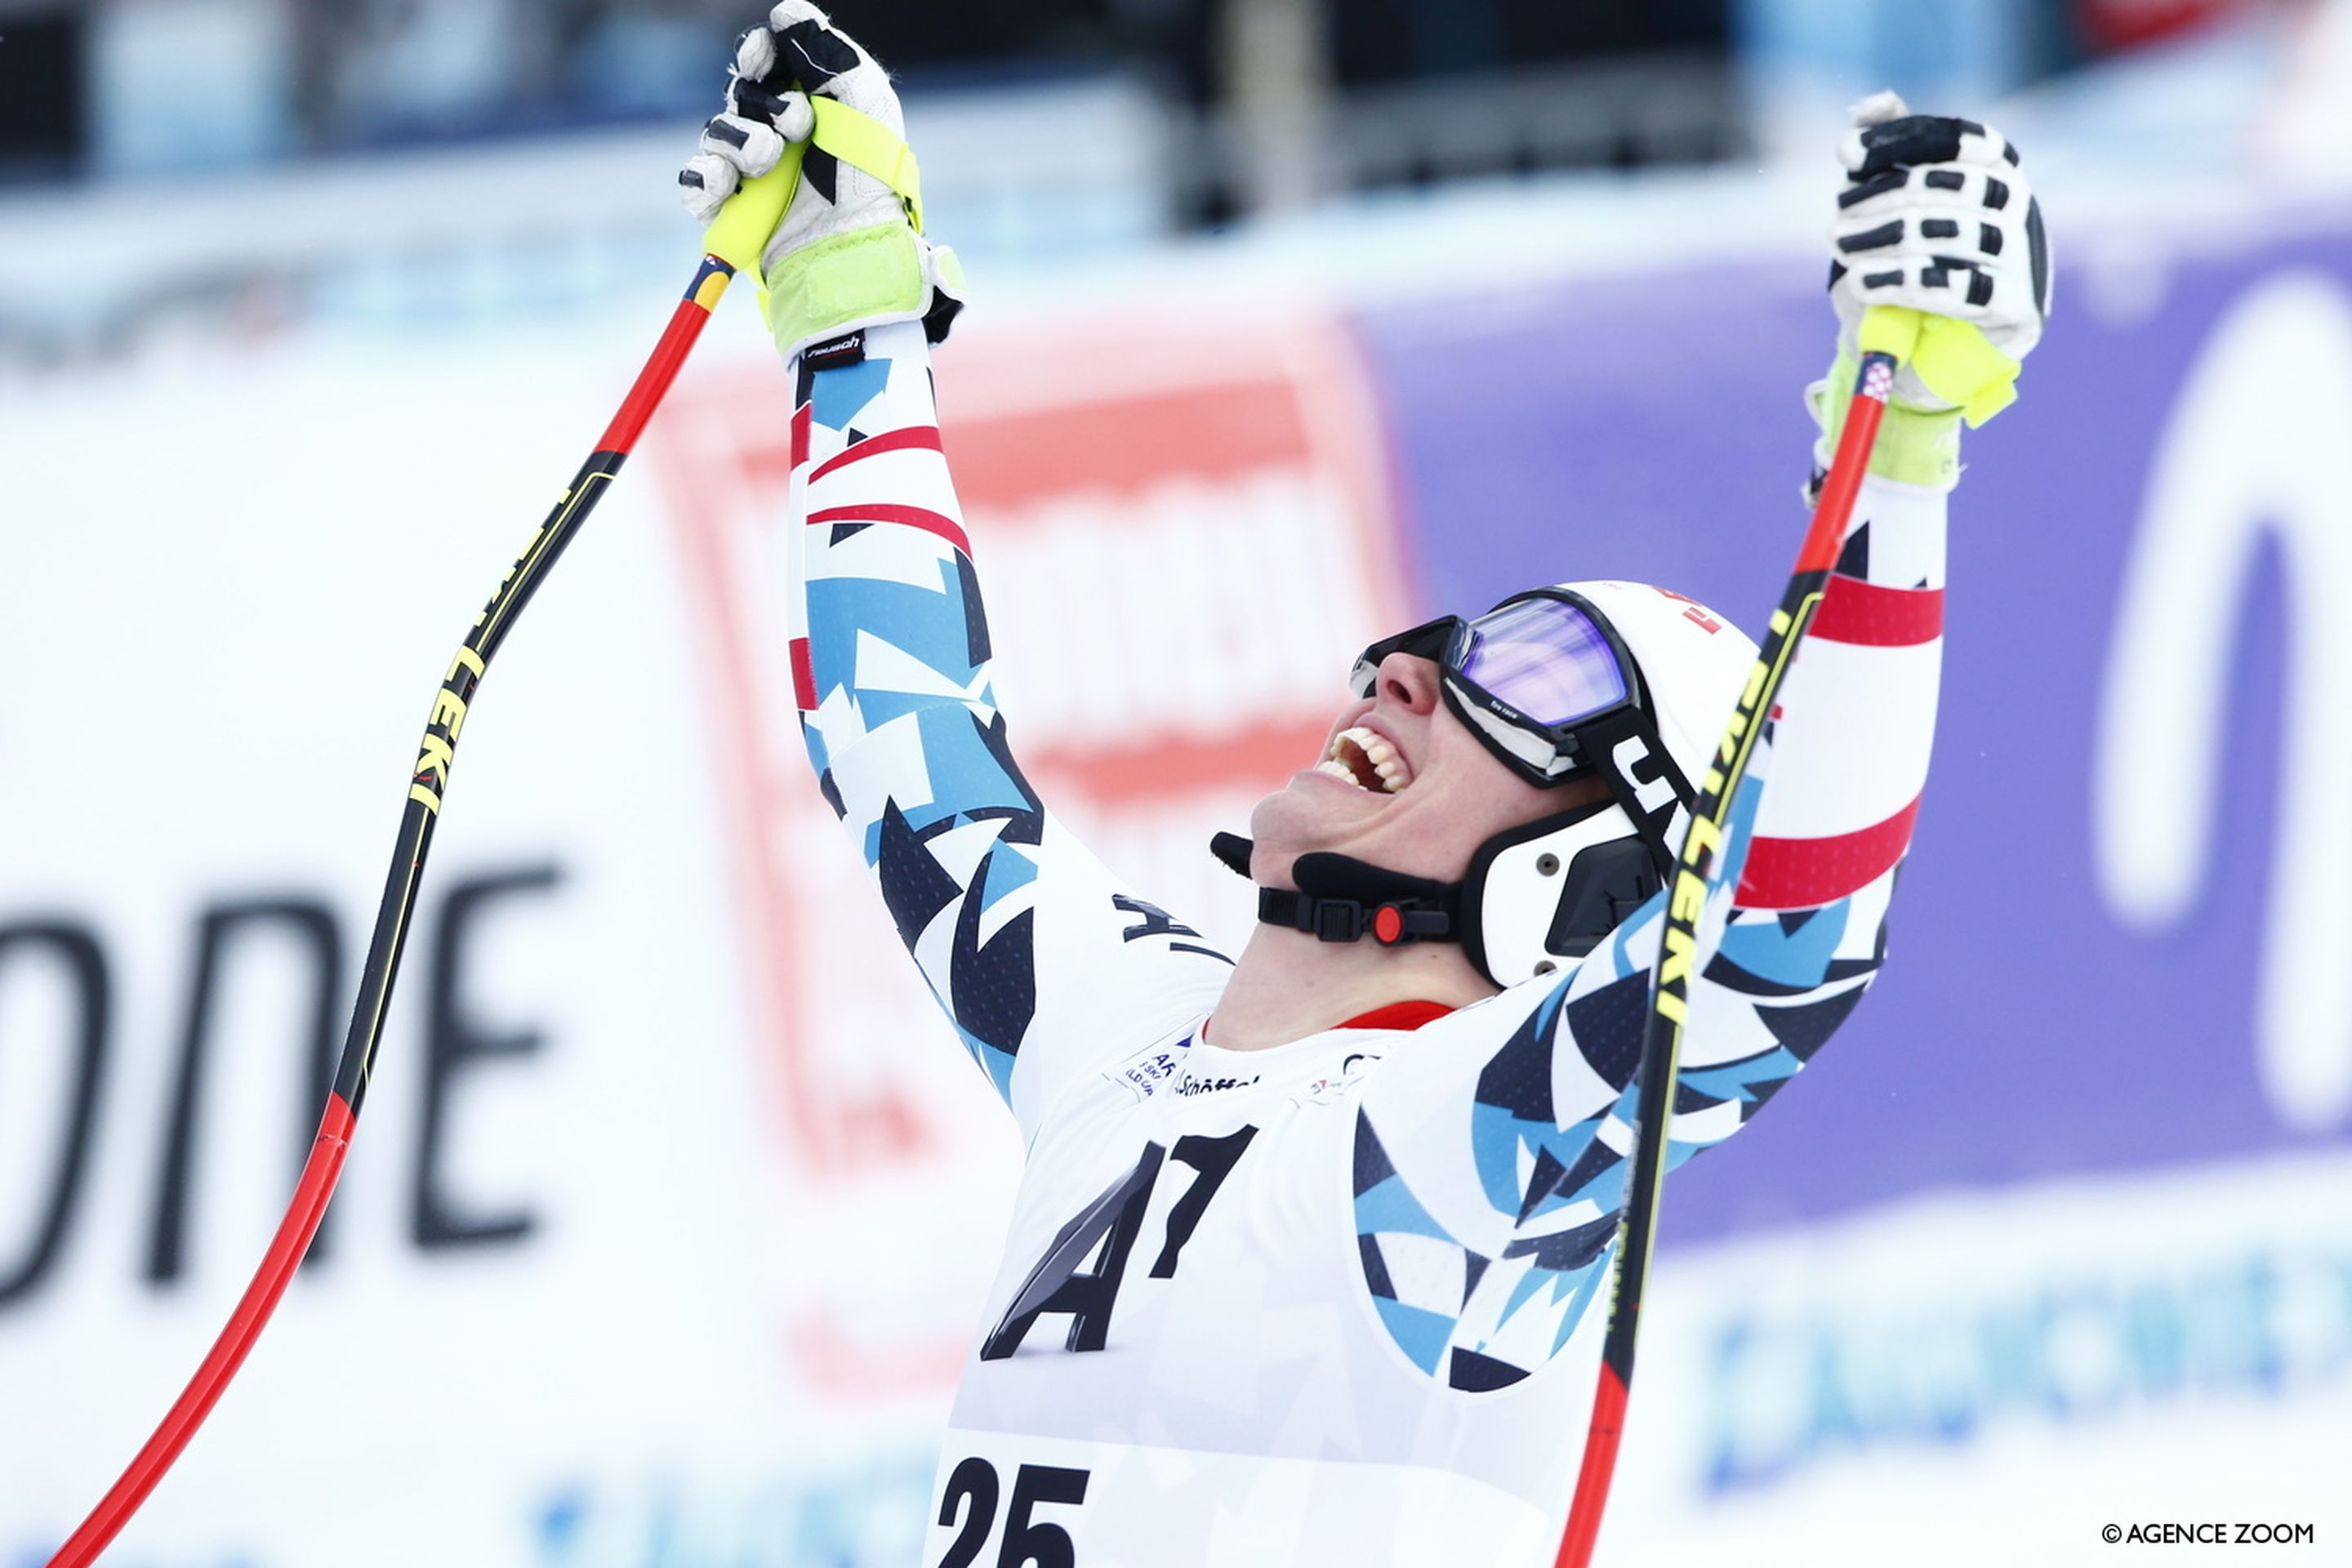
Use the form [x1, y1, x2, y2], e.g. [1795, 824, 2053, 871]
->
[1245, 785, 1316, 889]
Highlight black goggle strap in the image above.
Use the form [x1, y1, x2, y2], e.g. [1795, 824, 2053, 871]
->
[1349, 616, 1464, 699]
[1569, 706, 1695, 875]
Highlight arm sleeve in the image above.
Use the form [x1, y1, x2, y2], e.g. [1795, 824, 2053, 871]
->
[1350, 467, 1944, 1391]
[781, 320, 1233, 1140]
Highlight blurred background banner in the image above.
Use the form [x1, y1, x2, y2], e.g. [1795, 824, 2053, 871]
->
[6, 1, 2352, 1565]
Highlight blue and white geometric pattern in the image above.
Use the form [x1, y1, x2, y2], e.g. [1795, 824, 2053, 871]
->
[1352, 723, 1902, 1390]
[788, 324, 1236, 1130]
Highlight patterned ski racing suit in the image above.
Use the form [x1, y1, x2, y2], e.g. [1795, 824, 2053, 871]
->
[780, 320, 1944, 1566]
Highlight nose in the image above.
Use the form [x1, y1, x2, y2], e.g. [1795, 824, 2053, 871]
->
[1374, 652, 1442, 715]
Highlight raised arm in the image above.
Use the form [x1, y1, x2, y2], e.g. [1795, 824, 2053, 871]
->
[1675, 99, 2047, 1152]
[1350, 105, 2047, 1392]
[681, 5, 1232, 1138]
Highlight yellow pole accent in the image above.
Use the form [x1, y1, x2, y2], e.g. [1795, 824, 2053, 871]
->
[1856, 303, 1924, 362]
[702, 149, 805, 276]
[1858, 303, 2019, 424]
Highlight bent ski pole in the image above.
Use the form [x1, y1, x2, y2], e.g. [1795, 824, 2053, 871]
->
[45, 155, 801, 1568]
[1552, 305, 1922, 1568]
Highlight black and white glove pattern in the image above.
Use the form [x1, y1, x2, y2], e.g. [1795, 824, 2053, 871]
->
[1829, 91, 2051, 408]
[678, 35, 816, 224]
[679, 3, 896, 242]
[676, 2, 964, 355]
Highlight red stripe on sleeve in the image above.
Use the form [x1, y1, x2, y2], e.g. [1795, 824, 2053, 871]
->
[808, 504, 972, 559]
[809, 425, 944, 482]
[1735, 795, 1921, 910]
[1809, 576, 1943, 647]
[790, 636, 816, 711]
[791, 404, 813, 471]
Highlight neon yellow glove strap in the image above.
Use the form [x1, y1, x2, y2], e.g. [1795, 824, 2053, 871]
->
[766, 222, 929, 354]
[808, 97, 924, 234]
[1813, 350, 1965, 491]
[1862, 305, 2021, 425]
[1856, 304, 1923, 361]
[757, 99, 945, 353]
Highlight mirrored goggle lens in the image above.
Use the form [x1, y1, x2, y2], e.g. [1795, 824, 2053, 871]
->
[1457, 599, 1628, 726]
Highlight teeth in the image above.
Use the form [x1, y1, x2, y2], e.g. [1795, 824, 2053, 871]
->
[1360, 734, 1409, 793]
[1322, 725, 1410, 794]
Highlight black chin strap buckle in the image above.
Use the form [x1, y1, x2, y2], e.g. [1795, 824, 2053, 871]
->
[1259, 889, 1451, 947]
[1314, 895, 1365, 943]
[1218, 836, 1461, 950]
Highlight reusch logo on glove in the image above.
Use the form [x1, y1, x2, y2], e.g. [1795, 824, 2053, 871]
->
[804, 329, 865, 371]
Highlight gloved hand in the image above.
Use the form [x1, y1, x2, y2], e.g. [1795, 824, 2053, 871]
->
[1826, 91, 2050, 431]
[1809, 94, 2051, 489]
[679, 2, 966, 360]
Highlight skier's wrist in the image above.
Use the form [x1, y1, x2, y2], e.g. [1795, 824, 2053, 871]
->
[764, 220, 967, 363]
[1808, 350, 1964, 492]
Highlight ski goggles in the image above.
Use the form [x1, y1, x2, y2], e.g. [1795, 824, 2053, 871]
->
[1348, 589, 1644, 786]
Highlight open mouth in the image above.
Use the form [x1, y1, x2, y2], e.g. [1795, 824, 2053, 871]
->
[1312, 724, 1412, 794]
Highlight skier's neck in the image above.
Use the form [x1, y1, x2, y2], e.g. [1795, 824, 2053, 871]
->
[1205, 922, 1494, 1051]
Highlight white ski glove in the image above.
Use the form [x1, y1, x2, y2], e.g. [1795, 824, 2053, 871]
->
[1812, 91, 2053, 490]
[679, 2, 966, 360]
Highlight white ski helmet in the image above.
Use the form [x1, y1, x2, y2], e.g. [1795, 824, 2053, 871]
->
[1457, 580, 1758, 985]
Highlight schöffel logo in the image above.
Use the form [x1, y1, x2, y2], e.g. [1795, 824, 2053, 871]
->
[1174, 1071, 1262, 1098]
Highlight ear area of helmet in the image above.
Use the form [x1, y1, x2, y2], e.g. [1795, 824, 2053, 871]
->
[1459, 799, 1645, 987]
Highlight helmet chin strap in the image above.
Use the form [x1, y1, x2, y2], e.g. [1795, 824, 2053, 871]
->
[1207, 748, 1680, 981]
[1209, 832, 1462, 948]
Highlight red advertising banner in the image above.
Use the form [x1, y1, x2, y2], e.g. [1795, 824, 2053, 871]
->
[2075, 0, 2248, 50]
